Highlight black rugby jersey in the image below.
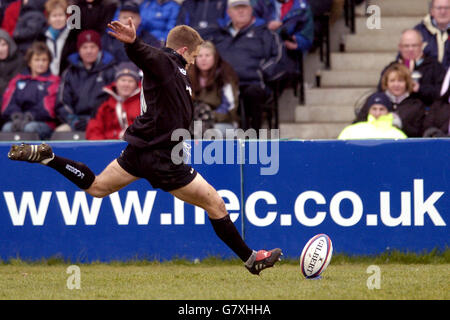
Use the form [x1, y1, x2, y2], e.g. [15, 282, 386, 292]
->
[123, 38, 194, 149]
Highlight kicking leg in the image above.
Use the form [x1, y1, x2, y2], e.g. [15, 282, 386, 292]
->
[170, 173, 282, 275]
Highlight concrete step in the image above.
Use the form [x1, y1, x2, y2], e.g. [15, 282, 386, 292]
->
[295, 105, 356, 123]
[367, 0, 428, 17]
[345, 34, 400, 52]
[320, 70, 380, 87]
[330, 52, 395, 71]
[355, 16, 423, 35]
[280, 122, 350, 140]
[305, 87, 374, 106]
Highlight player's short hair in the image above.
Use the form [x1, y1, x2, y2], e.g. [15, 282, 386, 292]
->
[380, 63, 415, 93]
[166, 25, 204, 53]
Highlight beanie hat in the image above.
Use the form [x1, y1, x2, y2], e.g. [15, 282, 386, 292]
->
[120, 0, 140, 14]
[366, 92, 394, 112]
[115, 62, 141, 83]
[77, 30, 101, 50]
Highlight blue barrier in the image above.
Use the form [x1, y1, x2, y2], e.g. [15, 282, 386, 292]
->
[0, 139, 448, 262]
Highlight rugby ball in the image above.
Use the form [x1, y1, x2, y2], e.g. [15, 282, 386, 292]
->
[299, 234, 333, 279]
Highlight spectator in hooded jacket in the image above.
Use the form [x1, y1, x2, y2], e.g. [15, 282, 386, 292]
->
[1, 41, 59, 139]
[187, 41, 239, 136]
[55, 30, 116, 132]
[203, 0, 285, 131]
[86, 62, 141, 140]
[139, 0, 180, 43]
[176, 0, 228, 37]
[338, 92, 407, 140]
[367, 63, 426, 137]
[379, 29, 446, 107]
[0, 29, 24, 110]
[415, 0, 450, 69]
[102, 0, 161, 63]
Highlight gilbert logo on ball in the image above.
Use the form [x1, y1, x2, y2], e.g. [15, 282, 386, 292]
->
[300, 234, 333, 279]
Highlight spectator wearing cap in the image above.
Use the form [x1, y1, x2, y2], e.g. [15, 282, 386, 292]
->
[338, 92, 407, 140]
[176, 0, 228, 36]
[102, 0, 161, 63]
[86, 62, 141, 140]
[55, 30, 116, 132]
[379, 29, 446, 107]
[139, 0, 180, 43]
[368, 63, 426, 137]
[415, 0, 450, 69]
[203, 0, 285, 131]
[1, 41, 60, 139]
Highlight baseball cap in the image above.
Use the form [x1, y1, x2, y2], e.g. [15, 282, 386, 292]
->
[227, 0, 251, 7]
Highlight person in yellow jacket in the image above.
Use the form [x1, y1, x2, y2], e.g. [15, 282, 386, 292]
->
[338, 92, 407, 140]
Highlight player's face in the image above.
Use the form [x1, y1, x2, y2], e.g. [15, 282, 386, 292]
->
[79, 42, 100, 65]
[386, 72, 407, 97]
[184, 46, 200, 69]
[195, 47, 215, 72]
[368, 104, 389, 120]
[399, 31, 423, 61]
[116, 75, 138, 98]
[29, 53, 50, 76]
[48, 6, 67, 30]
[431, 0, 450, 26]
[0, 39, 9, 60]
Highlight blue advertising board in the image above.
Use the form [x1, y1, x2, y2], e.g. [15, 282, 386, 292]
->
[0, 139, 448, 262]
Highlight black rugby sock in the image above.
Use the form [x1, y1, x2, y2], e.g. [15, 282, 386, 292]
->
[209, 215, 253, 262]
[46, 155, 96, 190]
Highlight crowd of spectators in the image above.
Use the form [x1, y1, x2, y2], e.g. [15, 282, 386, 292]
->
[0, 0, 321, 140]
[340, 0, 450, 139]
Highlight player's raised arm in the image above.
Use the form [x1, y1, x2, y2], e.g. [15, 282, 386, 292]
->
[108, 18, 136, 44]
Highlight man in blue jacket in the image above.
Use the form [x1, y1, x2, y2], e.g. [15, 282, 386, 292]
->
[55, 30, 116, 132]
[204, 0, 285, 131]
[415, 0, 450, 69]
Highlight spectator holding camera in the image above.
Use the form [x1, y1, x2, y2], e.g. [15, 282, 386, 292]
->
[1, 41, 59, 139]
[415, 0, 450, 69]
[86, 62, 141, 140]
[55, 30, 116, 132]
[379, 29, 446, 107]
[187, 41, 239, 136]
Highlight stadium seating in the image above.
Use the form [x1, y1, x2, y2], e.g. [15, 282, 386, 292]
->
[0, 132, 40, 141]
[50, 131, 86, 141]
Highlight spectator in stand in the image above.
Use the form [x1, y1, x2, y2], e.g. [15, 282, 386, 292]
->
[203, 0, 285, 131]
[338, 92, 407, 140]
[86, 62, 141, 140]
[423, 66, 450, 137]
[308, 0, 332, 52]
[365, 63, 426, 137]
[187, 41, 239, 136]
[176, 0, 228, 36]
[415, 0, 450, 69]
[1, 41, 59, 139]
[0, 29, 24, 111]
[2, 0, 48, 55]
[37, 0, 71, 76]
[139, 0, 180, 44]
[0, 0, 17, 26]
[379, 29, 446, 107]
[55, 30, 116, 132]
[102, 0, 161, 63]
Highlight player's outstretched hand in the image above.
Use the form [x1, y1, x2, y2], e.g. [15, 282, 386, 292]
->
[108, 17, 136, 44]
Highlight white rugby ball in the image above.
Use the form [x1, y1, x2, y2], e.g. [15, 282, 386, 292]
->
[299, 234, 333, 279]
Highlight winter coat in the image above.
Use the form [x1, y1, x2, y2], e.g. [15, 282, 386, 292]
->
[86, 83, 141, 140]
[176, 0, 227, 34]
[0, 29, 24, 102]
[56, 51, 116, 126]
[204, 20, 285, 88]
[415, 14, 450, 70]
[379, 55, 446, 107]
[1, 70, 60, 128]
[71, 0, 118, 34]
[253, 0, 314, 52]
[139, 0, 180, 42]
[37, 27, 71, 76]
[338, 113, 407, 140]
[423, 90, 450, 135]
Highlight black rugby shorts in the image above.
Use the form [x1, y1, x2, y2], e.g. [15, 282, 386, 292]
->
[116, 144, 197, 192]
